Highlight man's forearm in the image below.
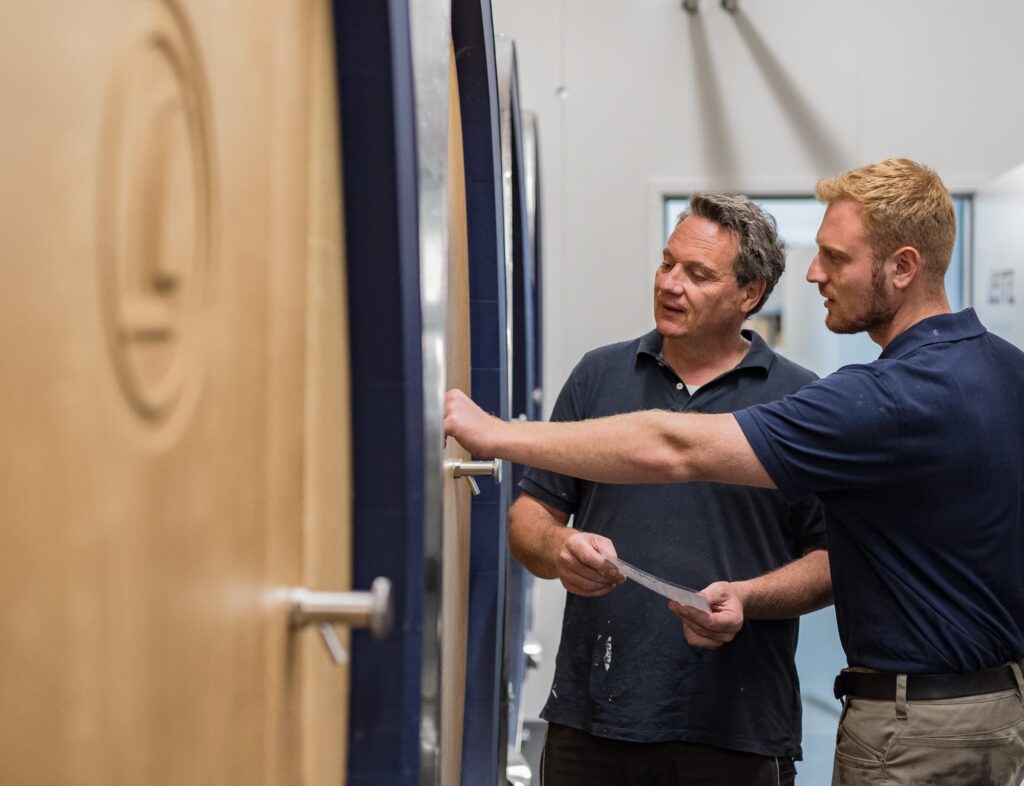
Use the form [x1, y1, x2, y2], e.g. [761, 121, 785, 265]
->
[509, 509, 567, 579]
[508, 494, 572, 579]
[499, 410, 683, 483]
[508, 493, 623, 596]
[492, 408, 772, 488]
[732, 548, 832, 619]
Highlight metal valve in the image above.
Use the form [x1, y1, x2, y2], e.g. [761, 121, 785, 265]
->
[449, 458, 502, 482]
[446, 458, 503, 496]
[288, 576, 393, 665]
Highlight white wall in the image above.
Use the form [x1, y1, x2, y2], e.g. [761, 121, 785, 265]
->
[493, 0, 1024, 718]
[974, 162, 1024, 348]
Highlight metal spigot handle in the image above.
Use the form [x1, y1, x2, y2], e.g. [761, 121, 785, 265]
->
[288, 576, 393, 639]
[448, 458, 503, 484]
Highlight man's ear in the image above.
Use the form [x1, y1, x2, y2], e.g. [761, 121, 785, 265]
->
[891, 246, 923, 291]
[740, 279, 767, 315]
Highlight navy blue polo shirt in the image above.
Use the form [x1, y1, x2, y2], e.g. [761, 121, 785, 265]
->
[522, 330, 824, 758]
[736, 309, 1024, 674]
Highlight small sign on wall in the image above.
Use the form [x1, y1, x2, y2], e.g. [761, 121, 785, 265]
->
[988, 269, 1016, 305]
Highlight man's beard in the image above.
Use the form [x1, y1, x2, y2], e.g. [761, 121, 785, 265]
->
[826, 259, 895, 335]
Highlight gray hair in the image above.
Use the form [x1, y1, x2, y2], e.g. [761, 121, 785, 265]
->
[675, 193, 786, 316]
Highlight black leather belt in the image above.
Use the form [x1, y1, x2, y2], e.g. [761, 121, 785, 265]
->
[833, 664, 1020, 702]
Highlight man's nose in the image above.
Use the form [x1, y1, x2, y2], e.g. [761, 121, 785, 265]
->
[660, 267, 686, 292]
[806, 256, 825, 284]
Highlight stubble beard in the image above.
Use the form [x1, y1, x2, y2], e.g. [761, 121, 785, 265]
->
[826, 259, 896, 335]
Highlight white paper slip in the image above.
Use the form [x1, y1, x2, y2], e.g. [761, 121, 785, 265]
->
[605, 556, 710, 613]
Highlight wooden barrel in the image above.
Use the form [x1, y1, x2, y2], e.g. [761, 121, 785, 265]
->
[500, 42, 545, 770]
[0, 2, 540, 783]
[334, 3, 431, 785]
[0, 1, 354, 783]
[453, 2, 516, 783]
[507, 106, 545, 758]
[441, 35, 474, 786]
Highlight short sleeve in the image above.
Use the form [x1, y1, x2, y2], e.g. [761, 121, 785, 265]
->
[734, 365, 901, 503]
[790, 494, 826, 552]
[518, 362, 587, 513]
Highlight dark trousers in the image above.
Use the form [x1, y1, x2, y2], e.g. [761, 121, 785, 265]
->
[542, 722, 796, 786]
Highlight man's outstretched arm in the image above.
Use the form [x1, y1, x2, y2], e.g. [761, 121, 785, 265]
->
[444, 388, 774, 488]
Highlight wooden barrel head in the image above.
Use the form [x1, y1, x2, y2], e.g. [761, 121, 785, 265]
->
[0, 2, 352, 783]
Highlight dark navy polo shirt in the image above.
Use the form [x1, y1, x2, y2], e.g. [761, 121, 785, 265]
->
[736, 309, 1024, 674]
[521, 330, 824, 758]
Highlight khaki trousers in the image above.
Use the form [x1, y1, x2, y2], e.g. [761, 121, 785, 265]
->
[832, 670, 1024, 785]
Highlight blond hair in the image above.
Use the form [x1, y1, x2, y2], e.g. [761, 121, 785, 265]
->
[815, 158, 956, 281]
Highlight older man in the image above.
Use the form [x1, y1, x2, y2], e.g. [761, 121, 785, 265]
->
[509, 194, 830, 786]
[447, 159, 1024, 785]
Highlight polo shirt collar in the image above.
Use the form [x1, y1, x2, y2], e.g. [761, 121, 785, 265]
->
[636, 329, 775, 373]
[879, 308, 987, 360]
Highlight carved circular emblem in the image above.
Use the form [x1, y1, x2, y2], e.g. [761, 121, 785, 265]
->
[98, 1, 213, 429]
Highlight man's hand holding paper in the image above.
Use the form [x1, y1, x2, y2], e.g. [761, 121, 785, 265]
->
[556, 530, 626, 597]
[669, 581, 745, 649]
